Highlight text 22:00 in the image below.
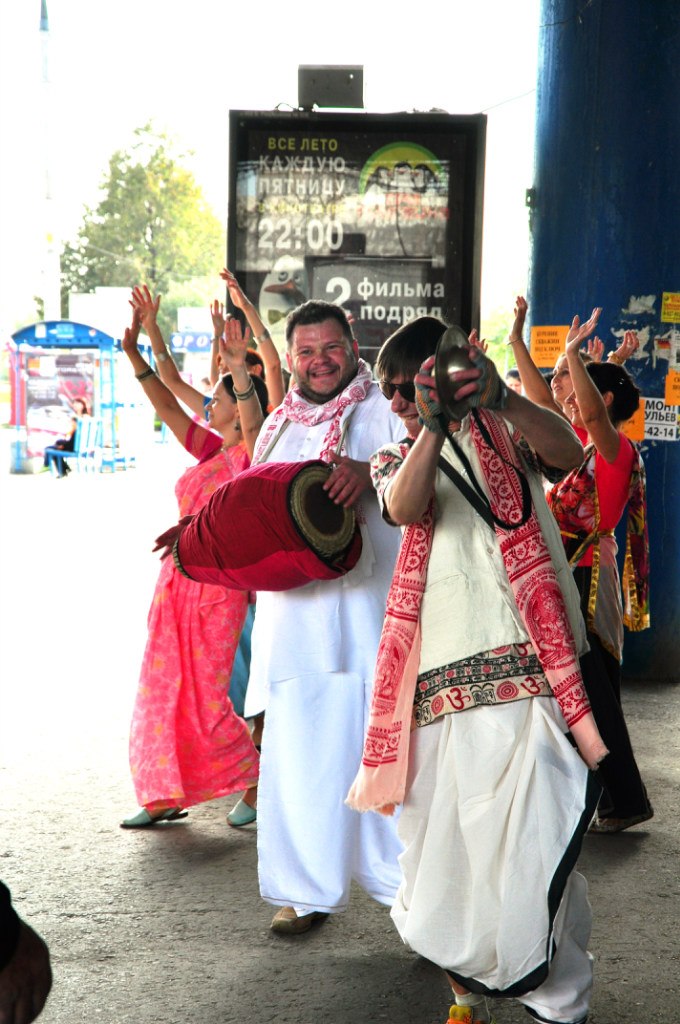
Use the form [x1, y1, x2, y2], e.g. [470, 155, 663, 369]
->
[258, 217, 344, 252]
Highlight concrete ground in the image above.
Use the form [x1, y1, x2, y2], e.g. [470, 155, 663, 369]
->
[0, 435, 678, 1024]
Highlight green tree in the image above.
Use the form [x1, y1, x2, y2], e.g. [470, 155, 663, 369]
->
[481, 305, 517, 373]
[61, 124, 225, 337]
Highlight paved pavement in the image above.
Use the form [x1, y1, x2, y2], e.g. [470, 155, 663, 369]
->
[0, 435, 678, 1024]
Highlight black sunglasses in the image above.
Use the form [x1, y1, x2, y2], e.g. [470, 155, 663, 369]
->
[379, 379, 416, 402]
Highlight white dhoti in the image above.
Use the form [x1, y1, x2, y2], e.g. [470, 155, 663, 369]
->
[244, 386, 405, 913]
[392, 699, 597, 1016]
[258, 671, 403, 913]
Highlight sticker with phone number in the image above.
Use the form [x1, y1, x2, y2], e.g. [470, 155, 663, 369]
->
[644, 397, 679, 441]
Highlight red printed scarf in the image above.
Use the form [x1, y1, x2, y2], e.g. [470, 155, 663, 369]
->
[347, 410, 607, 816]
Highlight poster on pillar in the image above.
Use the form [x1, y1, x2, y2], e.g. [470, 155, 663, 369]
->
[227, 110, 486, 366]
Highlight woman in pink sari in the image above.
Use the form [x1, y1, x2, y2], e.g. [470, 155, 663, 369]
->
[119, 296, 268, 828]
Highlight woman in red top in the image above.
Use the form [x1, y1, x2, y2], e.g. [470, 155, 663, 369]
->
[546, 314, 651, 833]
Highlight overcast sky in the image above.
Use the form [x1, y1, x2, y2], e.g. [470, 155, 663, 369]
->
[0, 0, 541, 334]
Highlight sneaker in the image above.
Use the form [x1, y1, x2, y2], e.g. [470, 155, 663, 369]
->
[446, 1005, 497, 1024]
[226, 797, 257, 827]
[447, 1008, 473, 1024]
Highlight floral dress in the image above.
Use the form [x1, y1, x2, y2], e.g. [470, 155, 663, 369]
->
[128, 422, 259, 810]
[546, 429, 649, 661]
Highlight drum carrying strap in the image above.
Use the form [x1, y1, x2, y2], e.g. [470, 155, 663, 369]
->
[255, 407, 356, 464]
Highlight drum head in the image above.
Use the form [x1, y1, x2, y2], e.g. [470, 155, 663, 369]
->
[288, 462, 357, 563]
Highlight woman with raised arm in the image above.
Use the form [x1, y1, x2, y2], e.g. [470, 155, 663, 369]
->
[208, 301, 268, 399]
[130, 285, 208, 421]
[132, 286, 264, 737]
[119, 296, 268, 829]
[131, 286, 265, 453]
[546, 310, 652, 834]
[505, 296, 561, 413]
[219, 267, 286, 410]
[508, 296, 640, 417]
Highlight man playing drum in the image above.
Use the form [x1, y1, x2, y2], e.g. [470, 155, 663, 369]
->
[245, 300, 404, 934]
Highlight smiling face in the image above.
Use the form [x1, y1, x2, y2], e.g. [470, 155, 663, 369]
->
[566, 381, 615, 433]
[287, 318, 358, 404]
[551, 354, 572, 409]
[564, 390, 583, 429]
[384, 373, 421, 438]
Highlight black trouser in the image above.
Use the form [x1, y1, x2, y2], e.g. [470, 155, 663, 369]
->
[574, 567, 651, 818]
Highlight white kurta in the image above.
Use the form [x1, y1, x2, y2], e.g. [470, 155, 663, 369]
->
[248, 384, 406, 912]
[377, 421, 588, 675]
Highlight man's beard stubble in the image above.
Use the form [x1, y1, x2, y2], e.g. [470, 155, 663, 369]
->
[294, 359, 359, 405]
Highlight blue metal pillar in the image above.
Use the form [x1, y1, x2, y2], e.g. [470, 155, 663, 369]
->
[529, 0, 680, 680]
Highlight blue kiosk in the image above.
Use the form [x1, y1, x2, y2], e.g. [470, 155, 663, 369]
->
[8, 320, 146, 473]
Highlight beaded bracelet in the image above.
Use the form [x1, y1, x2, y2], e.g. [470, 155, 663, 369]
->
[135, 367, 156, 382]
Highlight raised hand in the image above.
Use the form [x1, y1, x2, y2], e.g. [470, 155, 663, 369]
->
[220, 268, 250, 312]
[121, 306, 142, 356]
[219, 317, 250, 374]
[509, 295, 528, 343]
[210, 299, 226, 341]
[565, 308, 602, 356]
[468, 328, 488, 353]
[130, 285, 161, 331]
[610, 329, 639, 364]
[586, 336, 605, 362]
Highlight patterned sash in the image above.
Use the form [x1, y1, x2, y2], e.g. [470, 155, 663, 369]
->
[347, 410, 607, 816]
[622, 446, 650, 630]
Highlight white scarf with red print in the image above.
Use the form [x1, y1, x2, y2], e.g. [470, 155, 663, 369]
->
[252, 360, 374, 465]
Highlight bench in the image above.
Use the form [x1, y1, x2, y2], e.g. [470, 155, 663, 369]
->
[45, 417, 102, 476]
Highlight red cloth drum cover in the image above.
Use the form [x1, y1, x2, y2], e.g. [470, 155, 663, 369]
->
[174, 460, 363, 591]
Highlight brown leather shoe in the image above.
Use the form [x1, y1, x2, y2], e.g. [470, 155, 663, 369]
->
[270, 906, 329, 935]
